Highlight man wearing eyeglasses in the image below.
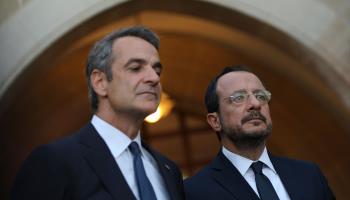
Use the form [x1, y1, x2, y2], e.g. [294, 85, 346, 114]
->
[184, 65, 335, 200]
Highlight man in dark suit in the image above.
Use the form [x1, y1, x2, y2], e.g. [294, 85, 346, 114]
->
[11, 26, 184, 200]
[184, 65, 335, 200]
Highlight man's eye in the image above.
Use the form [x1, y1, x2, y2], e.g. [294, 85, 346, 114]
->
[154, 68, 162, 76]
[254, 90, 270, 102]
[153, 66, 162, 76]
[255, 94, 267, 102]
[232, 95, 245, 103]
[130, 65, 141, 72]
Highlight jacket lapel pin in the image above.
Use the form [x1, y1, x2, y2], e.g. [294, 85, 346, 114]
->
[164, 164, 171, 170]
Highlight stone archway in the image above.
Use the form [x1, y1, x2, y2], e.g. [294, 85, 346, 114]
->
[1, 0, 349, 198]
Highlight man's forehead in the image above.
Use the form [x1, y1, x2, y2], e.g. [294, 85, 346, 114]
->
[217, 71, 264, 93]
[112, 36, 159, 61]
[113, 36, 154, 49]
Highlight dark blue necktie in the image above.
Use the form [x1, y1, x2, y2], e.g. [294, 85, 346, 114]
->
[251, 161, 280, 200]
[129, 142, 157, 200]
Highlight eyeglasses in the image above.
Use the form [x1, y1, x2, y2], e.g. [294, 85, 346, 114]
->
[225, 89, 271, 105]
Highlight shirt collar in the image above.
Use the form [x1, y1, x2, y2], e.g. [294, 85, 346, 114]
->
[222, 146, 277, 176]
[91, 115, 142, 158]
[259, 147, 277, 174]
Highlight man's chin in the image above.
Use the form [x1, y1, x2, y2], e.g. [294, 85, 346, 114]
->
[229, 132, 269, 150]
[223, 123, 272, 150]
[241, 123, 267, 133]
[140, 105, 159, 116]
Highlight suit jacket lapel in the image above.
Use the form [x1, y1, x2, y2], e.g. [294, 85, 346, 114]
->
[211, 152, 260, 200]
[270, 154, 299, 200]
[78, 124, 136, 200]
[142, 142, 181, 200]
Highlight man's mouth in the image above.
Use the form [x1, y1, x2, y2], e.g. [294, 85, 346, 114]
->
[138, 91, 158, 98]
[241, 111, 266, 124]
[247, 118, 263, 122]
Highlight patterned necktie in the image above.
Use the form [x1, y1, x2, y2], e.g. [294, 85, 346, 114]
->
[129, 142, 157, 200]
[251, 161, 280, 200]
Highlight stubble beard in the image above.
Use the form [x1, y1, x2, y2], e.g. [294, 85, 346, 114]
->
[221, 122, 273, 150]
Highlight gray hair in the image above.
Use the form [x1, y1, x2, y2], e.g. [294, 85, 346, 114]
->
[86, 26, 160, 112]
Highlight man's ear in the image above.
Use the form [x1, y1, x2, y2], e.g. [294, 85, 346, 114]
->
[90, 69, 108, 97]
[207, 112, 222, 132]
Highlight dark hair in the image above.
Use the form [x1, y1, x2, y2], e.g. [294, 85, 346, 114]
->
[86, 26, 160, 112]
[204, 65, 253, 113]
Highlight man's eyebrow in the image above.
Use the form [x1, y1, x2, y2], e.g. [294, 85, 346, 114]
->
[231, 89, 246, 95]
[252, 88, 267, 93]
[124, 58, 146, 67]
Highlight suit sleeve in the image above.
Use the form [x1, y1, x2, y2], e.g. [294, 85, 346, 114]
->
[11, 145, 69, 200]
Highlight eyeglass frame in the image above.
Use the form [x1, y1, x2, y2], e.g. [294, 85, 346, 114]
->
[223, 89, 272, 105]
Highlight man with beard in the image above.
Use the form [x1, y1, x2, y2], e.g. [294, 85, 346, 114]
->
[184, 65, 335, 200]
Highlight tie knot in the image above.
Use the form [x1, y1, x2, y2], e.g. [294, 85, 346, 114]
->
[129, 142, 141, 156]
[251, 161, 264, 174]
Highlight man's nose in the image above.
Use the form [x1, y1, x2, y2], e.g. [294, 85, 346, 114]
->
[144, 66, 160, 85]
[247, 94, 261, 110]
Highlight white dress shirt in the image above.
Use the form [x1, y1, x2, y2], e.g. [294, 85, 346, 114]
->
[91, 115, 169, 200]
[222, 146, 290, 200]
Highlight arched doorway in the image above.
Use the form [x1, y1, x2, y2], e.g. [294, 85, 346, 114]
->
[1, 0, 349, 198]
